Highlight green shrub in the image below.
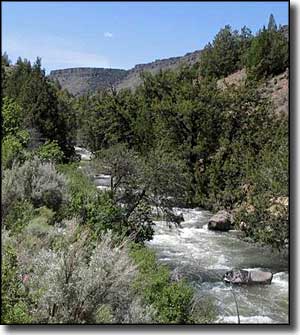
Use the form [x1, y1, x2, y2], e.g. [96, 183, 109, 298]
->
[35, 140, 64, 163]
[95, 305, 114, 323]
[130, 245, 194, 323]
[60, 164, 154, 243]
[234, 194, 288, 250]
[3, 200, 34, 234]
[23, 207, 55, 238]
[2, 97, 23, 137]
[1, 231, 32, 324]
[2, 135, 26, 169]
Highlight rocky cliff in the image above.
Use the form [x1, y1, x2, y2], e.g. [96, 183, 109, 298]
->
[49, 67, 127, 96]
[116, 49, 202, 91]
[48, 50, 202, 95]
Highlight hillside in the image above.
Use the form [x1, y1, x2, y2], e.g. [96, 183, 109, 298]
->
[48, 50, 202, 95]
[217, 68, 288, 115]
[116, 49, 202, 91]
[48, 67, 127, 96]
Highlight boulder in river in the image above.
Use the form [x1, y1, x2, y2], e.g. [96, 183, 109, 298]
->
[208, 210, 232, 231]
[223, 269, 273, 285]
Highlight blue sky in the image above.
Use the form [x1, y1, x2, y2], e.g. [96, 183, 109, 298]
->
[2, 1, 289, 73]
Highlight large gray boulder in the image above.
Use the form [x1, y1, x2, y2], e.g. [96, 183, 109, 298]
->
[208, 210, 232, 231]
[224, 269, 273, 285]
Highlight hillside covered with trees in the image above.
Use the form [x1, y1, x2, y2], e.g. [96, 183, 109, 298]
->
[2, 15, 289, 324]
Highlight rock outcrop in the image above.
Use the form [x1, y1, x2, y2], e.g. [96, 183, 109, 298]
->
[224, 269, 273, 285]
[208, 210, 233, 231]
[49, 67, 127, 96]
[116, 50, 202, 91]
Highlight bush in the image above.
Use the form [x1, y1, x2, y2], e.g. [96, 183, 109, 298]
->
[2, 157, 68, 215]
[130, 245, 194, 323]
[3, 200, 34, 234]
[2, 97, 23, 137]
[1, 231, 32, 324]
[57, 163, 96, 219]
[18, 222, 152, 324]
[23, 207, 55, 238]
[35, 140, 64, 163]
[234, 194, 288, 250]
[60, 163, 153, 243]
[1, 133, 29, 169]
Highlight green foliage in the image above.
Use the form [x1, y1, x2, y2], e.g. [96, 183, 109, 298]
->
[2, 233, 32, 324]
[199, 25, 253, 79]
[95, 305, 114, 323]
[60, 163, 153, 243]
[131, 246, 194, 323]
[35, 140, 64, 163]
[2, 135, 25, 169]
[187, 297, 217, 324]
[2, 97, 30, 168]
[3, 57, 75, 160]
[57, 163, 98, 219]
[268, 14, 277, 31]
[2, 97, 23, 137]
[3, 200, 34, 234]
[246, 17, 288, 79]
[235, 195, 288, 250]
[2, 52, 11, 66]
[233, 115, 288, 248]
[71, 44, 288, 249]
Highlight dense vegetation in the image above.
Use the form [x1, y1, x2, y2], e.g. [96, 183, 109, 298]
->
[2, 15, 288, 324]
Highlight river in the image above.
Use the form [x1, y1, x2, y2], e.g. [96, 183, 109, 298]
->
[147, 208, 289, 324]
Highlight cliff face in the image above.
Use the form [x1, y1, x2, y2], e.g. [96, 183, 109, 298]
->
[116, 50, 202, 91]
[49, 67, 127, 96]
[48, 50, 202, 95]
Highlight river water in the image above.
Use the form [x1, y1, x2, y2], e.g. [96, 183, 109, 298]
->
[76, 147, 289, 324]
[147, 208, 289, 324]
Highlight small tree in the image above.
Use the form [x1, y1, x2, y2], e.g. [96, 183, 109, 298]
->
[199, 25, 241, 78]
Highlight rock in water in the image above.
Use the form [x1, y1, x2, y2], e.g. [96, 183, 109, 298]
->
[249, 270, 273, 284]
[224, 269, 273, 285]
[208, 210, 232, 231]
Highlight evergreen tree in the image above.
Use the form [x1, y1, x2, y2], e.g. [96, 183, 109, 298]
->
[4, 57, 75, 160]
[268, 13, 277, 31]
[199, 25, 241, 78]
[246, 22, 288, 78]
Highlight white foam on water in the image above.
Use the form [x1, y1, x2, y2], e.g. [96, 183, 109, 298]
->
[242, 267, 265, 272]
[209, 284, 233, 293]
[218, 315, 274, 324]
[96, 185, 109, 191]
[75, 146, 93, 160]
[272, 272, 289, 288]
[178, 227, 201, 238]
[207, 254, 230, 270]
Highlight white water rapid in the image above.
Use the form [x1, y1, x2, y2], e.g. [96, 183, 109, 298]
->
[147, 208, 289, 324]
